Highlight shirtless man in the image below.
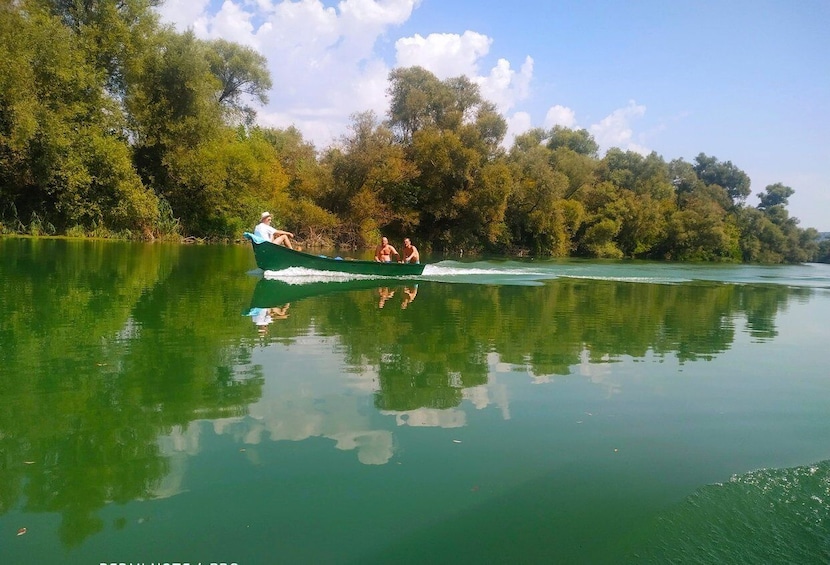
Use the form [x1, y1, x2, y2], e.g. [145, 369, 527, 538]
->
[402, 238, 420, 264]
[374, 236, 400, 262]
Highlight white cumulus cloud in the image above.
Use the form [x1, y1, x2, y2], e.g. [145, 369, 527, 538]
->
[590, 100, 649, 155]
[478, 56, 534, 113]
[155, 0, 211, 34]
[394, 30, 492, 78]
[503, 111, 532, 148]
[544, 104, 577, 129]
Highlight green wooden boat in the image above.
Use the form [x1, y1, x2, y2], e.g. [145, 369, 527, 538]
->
[243, 233, 425, 276]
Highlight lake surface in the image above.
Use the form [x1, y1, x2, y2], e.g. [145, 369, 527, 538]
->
[2, 238, 830, 564]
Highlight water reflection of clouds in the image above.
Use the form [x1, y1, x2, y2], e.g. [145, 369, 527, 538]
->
[155, 338, 629, 485]
[241, 394, 395, 465]
[155, 426, 201, 499]
[577, 350, 620, 396]
[156, 337, 396, 469]
[385, 407, 466, 428]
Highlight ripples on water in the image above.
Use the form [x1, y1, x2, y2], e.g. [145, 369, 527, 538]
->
[635, 460, 830, 563]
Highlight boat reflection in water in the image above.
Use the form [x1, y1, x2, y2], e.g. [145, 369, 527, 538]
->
[247, 303, 291, 334]
[245, 276, 422, 333]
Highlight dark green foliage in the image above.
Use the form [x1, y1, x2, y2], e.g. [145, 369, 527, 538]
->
[693, 153, 751, 204]
[207, 38, 273, 125]
[0, 1, 273, 239]
[546, 125, 599, 157]
[757, 182, 795, 210]
[0, 3, 158, 235]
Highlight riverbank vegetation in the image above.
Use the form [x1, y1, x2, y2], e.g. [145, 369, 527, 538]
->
[1, 1, 826, 262]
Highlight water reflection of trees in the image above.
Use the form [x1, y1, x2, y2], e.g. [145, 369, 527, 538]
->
[0, 239, 263, 547]
[258, 278, 801, 412]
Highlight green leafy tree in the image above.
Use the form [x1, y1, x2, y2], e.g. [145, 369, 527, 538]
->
[588, 149, 674, 257]
[321, 111, 419, 245]
[668, 158, 705, 203]
[738, 183, 819, 263]
[127, 30, 274, 235]
[258, 126, 337, 245]
[386, 66, 450, 142]
[386, 67, 510, 251]
[165, 128, 290, 237]
[738, 207, 787, 262]
[408, 127, 477, 248]
[0, 4, 158, 234]
[667, 195, 739, 261]
[693, 153, 751, 205]
[816, 238, 830, 263]
[32, 0, 162, 96]
[128, 29, 224, 177]
[573, 180, 623, 258]
[546, 125, 599, 157]
[261, 126, 322, 201]
[582, 217, 623, 258]
[206, 38, 272, 125]
[549, 145, 597, 199]
[506, 136, 582, 255]
[757, 182, 795, 210]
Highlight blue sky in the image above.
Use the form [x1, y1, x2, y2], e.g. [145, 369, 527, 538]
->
[157, 0, 829, 230]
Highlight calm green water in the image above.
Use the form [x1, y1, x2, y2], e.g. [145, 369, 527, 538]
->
[2, 238, 830, 564]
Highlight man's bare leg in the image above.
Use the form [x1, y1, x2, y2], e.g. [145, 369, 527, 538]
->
[275, 234, 294, 249]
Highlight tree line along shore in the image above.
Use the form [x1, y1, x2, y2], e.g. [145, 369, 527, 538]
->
[2, 1, 828, 263]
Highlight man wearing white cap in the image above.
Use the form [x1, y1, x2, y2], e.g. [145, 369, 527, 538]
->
[254, 211, 295, 249]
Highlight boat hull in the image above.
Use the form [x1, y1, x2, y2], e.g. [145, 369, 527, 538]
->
[244, 233, 425, 276]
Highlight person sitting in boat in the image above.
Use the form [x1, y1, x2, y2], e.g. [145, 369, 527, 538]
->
[402, 238, 420, 264]
[374, 236, 400, 262]
[255, 211, 294, 249]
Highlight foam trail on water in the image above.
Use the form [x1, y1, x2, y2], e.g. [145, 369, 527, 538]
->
[263, 267, 411, 284]
[558, 274, 692, 284]
[416, 262, 560, 286]
[260, 261, 565, 288]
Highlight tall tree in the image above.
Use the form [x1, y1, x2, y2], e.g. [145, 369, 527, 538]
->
[127, 30, 226, 231]
[386, 67, 511, 251]
[33, 0, 162, 89]
[506, 134, 583, 255]
[164, 127, 291, 237]
[546, 125, 599, 158]
[386, 66, 447, 142]
[757, 182, 794, 211]
[590, 149, 674, 257]
[693, 153, 751, 204]
[206, 38, 272, 125]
